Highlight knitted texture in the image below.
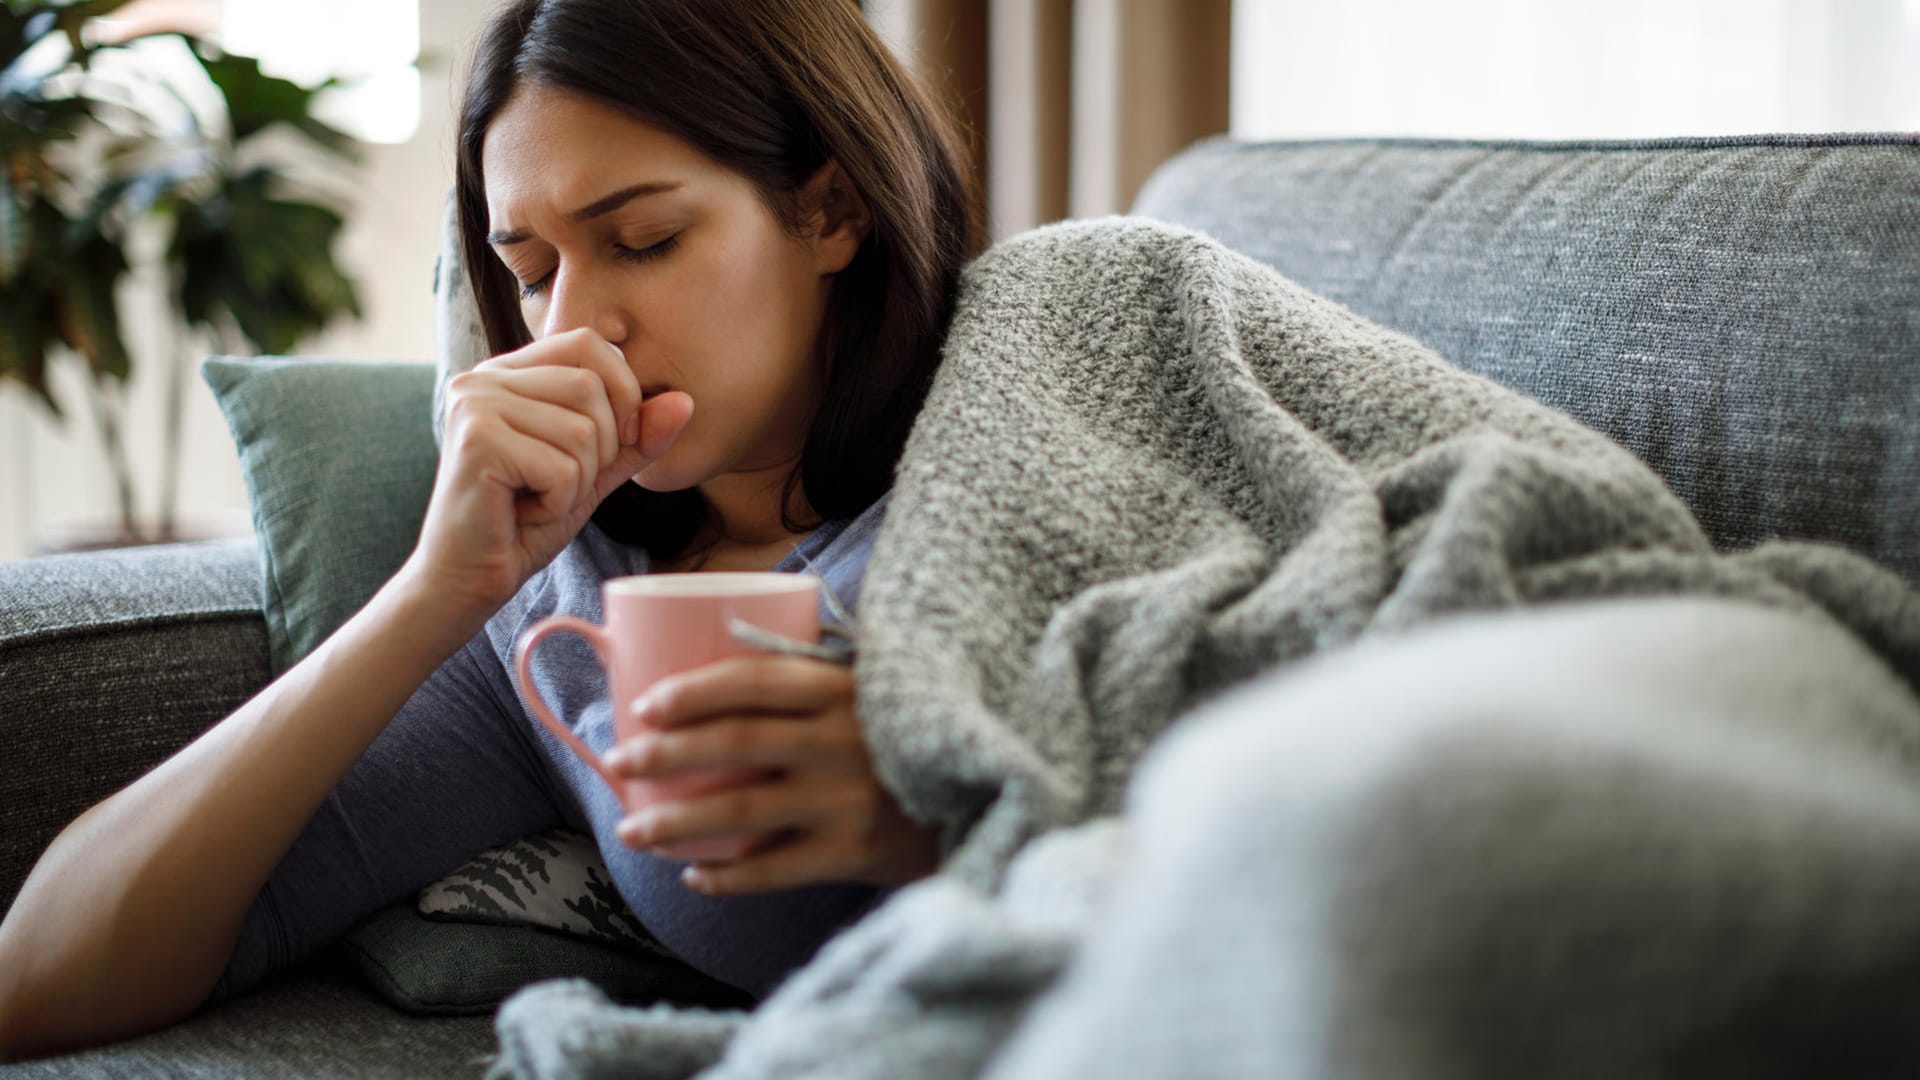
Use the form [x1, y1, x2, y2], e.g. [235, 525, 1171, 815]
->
[487, 218, 1920, 1079]
[1133, 137, 1920, 583]
[857, 217, 1917, 885]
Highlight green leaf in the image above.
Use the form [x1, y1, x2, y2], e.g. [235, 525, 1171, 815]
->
[55, 226, 130, 379]
[166, 166, 359, 354]
[0, 255, 63, 418]
[188, 44, 357, 157]
[2, 4, 367, 414]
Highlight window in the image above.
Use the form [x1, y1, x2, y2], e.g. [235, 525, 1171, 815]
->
[1231, 0, 1920, 140]
[222, 0, 420, 144]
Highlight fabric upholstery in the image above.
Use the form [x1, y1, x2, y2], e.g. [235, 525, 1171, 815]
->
[1132, 134, 1920, 584]
[203, 357, 441, 674]
[2, 956, 498, 1078]
[0, 537, 267, 916]
[483, 216, 1920, 1079]
[417, 829, 663, 953]
[337, 904, 751, 1018]
[8, 134, 1915, 1074]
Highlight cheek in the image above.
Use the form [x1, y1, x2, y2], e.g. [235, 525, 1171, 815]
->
[664, 234, 819, 377]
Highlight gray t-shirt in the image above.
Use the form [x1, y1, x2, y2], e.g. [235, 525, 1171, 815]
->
[213, 493, 891, 1004]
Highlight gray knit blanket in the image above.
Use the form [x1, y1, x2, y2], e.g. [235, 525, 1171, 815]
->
[487, 218, 1920, 1079]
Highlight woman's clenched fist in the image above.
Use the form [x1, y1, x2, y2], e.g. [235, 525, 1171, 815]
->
[406, 328, 693, 616]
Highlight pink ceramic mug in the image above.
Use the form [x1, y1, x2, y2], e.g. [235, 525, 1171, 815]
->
[513, 572, 821, 862]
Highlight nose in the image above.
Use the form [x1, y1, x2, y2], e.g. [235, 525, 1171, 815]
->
[540, 260, 628, 345]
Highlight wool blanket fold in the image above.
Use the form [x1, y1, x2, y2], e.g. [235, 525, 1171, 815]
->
[486, 218, 1920, 1080]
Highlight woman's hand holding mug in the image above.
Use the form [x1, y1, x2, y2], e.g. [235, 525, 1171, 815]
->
[410, 327, 694, 616]
[605, 654, 942, 895]
[514, 572, 942, 897]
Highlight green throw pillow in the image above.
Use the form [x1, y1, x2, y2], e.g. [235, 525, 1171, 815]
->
[202, 357, 440, 675]
[336, 904, 753, 1017]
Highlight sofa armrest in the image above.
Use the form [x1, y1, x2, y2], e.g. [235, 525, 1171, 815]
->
[0, 538, 271, 916]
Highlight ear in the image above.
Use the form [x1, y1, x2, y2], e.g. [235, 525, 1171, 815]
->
[801, 159, 872, 275]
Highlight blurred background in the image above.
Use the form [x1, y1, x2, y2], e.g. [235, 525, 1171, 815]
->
[2, 0, 1917, 562]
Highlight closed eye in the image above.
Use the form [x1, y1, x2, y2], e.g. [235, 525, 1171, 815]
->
[517, 234, 681, 300]
[615, 233, 679, 266]
[517, 269, 553, 300]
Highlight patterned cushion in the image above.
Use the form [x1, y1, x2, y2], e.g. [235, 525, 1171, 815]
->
[325, 828, 758, 1018]
[336, 903, 749, 1018]
[417, 829, 660, 955]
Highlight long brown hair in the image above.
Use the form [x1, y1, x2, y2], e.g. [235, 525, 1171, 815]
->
[456, 0, 980, 558]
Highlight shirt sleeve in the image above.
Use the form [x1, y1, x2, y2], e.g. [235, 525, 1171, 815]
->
[204, 628, 571, 1006]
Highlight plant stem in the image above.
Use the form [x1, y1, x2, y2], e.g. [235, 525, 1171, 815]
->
[87, 371, 141, 543]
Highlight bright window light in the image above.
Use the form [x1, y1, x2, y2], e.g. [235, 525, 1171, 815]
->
[222, 0, 420, 144]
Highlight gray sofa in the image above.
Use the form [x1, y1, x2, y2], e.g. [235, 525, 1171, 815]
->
[3, 132, 1915, 1076]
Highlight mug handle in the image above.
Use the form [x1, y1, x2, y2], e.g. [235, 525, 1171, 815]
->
[513, 615, 624, 797]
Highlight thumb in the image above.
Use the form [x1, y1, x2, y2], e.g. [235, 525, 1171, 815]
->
[637, 390, 695, 459]
[592, 391, 694, 503]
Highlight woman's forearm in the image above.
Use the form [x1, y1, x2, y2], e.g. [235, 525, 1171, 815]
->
[0, 559, 492, 1062]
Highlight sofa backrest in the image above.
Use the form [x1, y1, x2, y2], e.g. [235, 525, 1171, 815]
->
[1133, 134, 1920, 586]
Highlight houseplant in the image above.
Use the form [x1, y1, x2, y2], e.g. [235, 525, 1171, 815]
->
[0, 0, 362, 547]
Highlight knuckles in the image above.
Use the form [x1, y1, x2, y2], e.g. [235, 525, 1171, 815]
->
[714, 791, 760, 829]
[561, 365, 602, 398]
[559, 411, 597, 451]
[711, 722, 758, 761]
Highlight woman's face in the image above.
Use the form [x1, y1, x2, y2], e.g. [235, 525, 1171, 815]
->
[481, 84, 858, 496]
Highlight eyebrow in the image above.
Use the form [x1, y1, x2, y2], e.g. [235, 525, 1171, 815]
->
[486, 181, 682, 246]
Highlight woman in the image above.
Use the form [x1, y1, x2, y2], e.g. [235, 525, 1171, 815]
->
[0, 0, 977, 1057]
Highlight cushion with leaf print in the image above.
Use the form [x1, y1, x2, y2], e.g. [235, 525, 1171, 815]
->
[331, 826, 754, 1017]
[417, 827, 660, 954]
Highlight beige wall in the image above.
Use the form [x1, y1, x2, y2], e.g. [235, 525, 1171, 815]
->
[0, 0, 500, 560]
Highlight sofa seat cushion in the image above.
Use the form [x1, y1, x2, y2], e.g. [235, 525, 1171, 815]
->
[5, 959, 498, 1078]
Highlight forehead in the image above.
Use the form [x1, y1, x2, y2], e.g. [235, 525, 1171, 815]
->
[481, 85, 712, 221]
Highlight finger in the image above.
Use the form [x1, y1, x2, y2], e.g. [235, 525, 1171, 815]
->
[493, 397, 603, 508]
[634, 655, 853, 729]
[486, 328, 642, 442]
[463, 417, 588, 523]
[616, 778, 840, 850]
[606, 713, 864, 778]
[635, 389, 694, 461]
[680, 832, 853, 895]
[486, 365, 621, 470]
[587, 391, 695, 507]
